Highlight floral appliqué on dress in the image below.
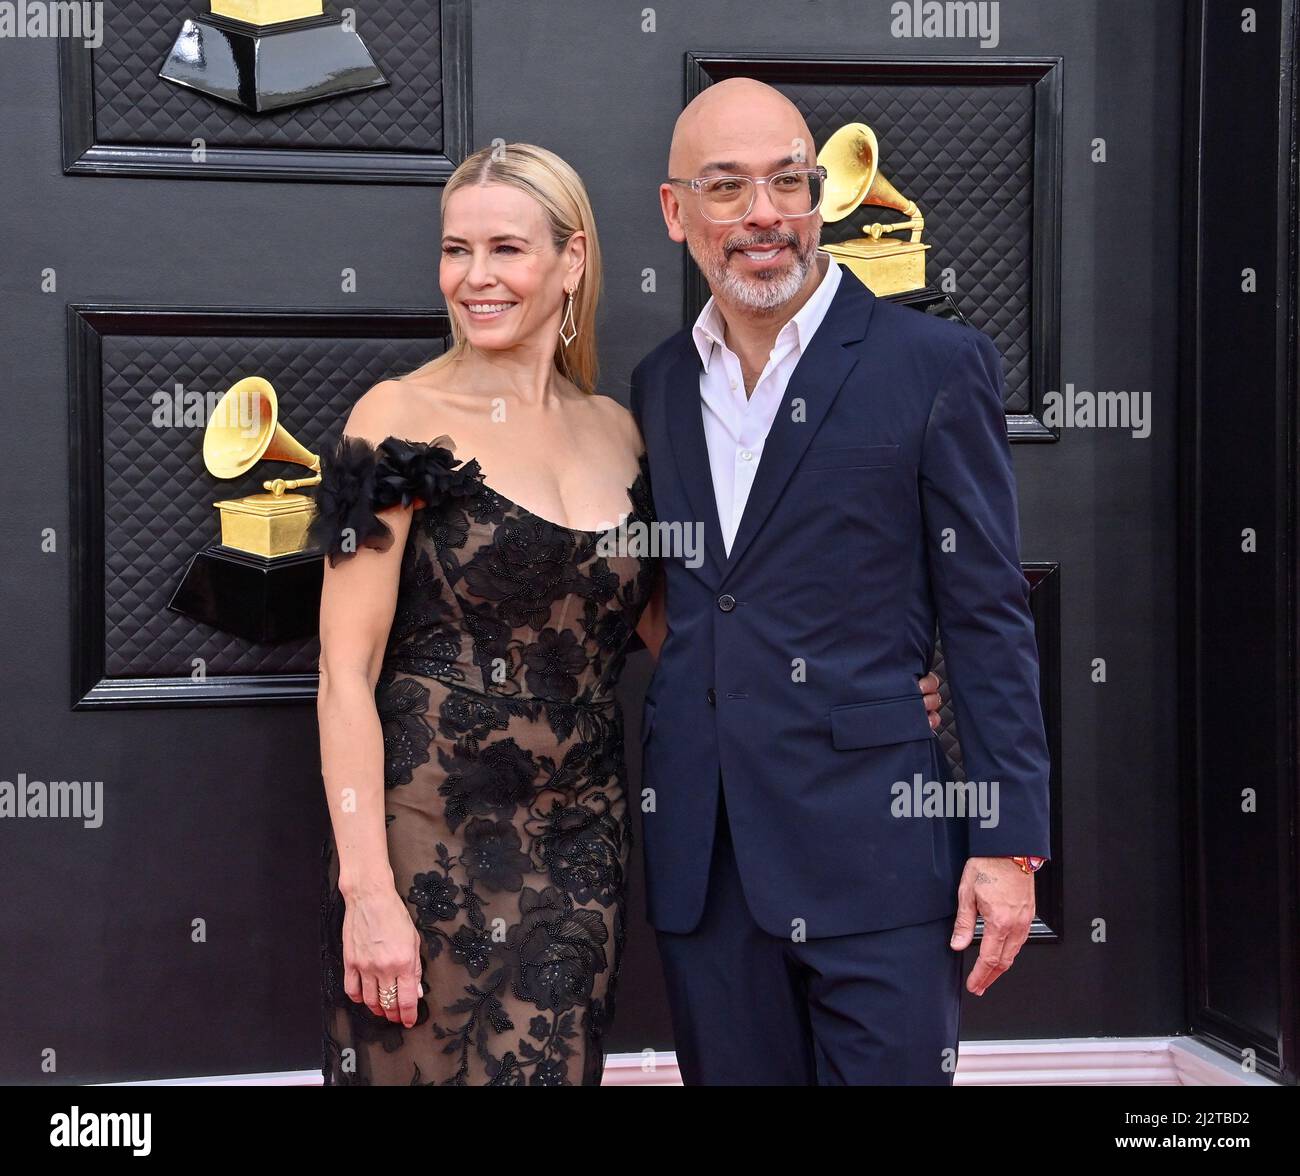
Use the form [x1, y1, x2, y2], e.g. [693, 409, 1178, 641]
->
[314, 432, 657, 1086]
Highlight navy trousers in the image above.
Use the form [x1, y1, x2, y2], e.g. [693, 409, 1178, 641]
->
[655, 780, 964, 1085]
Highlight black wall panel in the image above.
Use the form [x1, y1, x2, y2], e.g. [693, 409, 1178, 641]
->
[0, 0, 1199, 1082]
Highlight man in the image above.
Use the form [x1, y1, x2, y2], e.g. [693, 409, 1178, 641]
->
[629, 78, 1050, 1085]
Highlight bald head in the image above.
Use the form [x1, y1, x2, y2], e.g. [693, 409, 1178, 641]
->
[661, 78, 825, 317]
[668, 78, 816, 179]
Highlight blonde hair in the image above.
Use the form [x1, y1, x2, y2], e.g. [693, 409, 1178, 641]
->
[405, 142, 602, 394]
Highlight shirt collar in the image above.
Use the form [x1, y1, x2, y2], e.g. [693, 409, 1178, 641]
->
[691, 250, 843, 372]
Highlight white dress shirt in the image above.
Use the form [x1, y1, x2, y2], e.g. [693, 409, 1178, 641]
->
[693, 251, 843, 553]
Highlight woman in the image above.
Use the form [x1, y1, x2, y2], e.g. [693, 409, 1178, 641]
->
[313, 143, 664, 1086]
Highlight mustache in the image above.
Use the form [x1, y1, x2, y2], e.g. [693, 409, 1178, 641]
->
[725, 231, 798, 254]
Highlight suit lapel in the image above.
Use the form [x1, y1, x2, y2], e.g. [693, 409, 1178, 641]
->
[662, 337, 728, 578]
[718, 271, 877, 588]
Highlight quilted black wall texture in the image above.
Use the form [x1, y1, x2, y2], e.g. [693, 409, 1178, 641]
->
[93, 323, 443, 679]
[683, 54, 1063, 434]
[93, 1, 443, 152]
[777, 80, 1035, 415]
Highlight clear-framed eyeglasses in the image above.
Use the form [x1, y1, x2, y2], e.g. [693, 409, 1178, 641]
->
[667, 165, 828, 224]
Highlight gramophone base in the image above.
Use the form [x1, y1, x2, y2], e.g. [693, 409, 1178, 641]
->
[823, 240, 930, 296]
[213, 492, 315, 559]
[158, 12, 388, 114]
[168, 544, 323, 643]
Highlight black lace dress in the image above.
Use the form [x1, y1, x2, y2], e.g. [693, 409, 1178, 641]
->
[311, 432, 657, 1086]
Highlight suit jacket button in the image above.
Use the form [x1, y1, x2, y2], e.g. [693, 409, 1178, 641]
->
[717, 593, 736, 612]
[707, 687, 716, 705]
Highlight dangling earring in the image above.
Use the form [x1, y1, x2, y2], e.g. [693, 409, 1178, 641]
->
[559, 286, 578, 347]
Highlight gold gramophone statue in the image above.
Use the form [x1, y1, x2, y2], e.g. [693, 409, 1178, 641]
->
[819, 122, 968, 324]
[159, 1, 388, 114]
[819, 122, 930, 296]
[206, 376, 321, 557]
[168, 376, 325, 643]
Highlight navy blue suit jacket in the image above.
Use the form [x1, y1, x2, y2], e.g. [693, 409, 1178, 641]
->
[628, 267, 1051, 937]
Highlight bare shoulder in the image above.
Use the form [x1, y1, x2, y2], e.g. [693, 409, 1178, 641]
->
[587, 392, 645, 455]
[342, 379, 430, 446]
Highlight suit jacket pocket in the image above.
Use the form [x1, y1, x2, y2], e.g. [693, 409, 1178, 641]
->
[829, 692, 934, 749]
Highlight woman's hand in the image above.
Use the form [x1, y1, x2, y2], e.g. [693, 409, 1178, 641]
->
[341, 886, 424, 1028]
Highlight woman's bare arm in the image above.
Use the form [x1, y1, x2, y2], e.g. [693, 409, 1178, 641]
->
[317, 386, 412, 901]
[316, 384, 429, 1025]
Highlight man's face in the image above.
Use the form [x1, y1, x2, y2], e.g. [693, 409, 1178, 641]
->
[663, 131, 823, 313]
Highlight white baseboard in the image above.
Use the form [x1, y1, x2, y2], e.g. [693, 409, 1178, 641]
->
[102, 1035, 1280, 1086]
[602, 1036, 1280, 1086]
[951, 1036, 1277, 1086]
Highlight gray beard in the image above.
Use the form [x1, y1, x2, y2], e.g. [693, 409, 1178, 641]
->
[693, 228, 822, 313]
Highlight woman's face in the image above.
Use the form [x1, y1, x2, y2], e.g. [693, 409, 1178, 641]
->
[439, 182, 583, 355]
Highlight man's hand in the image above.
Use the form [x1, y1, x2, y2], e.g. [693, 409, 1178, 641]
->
[916, 670, 943, 731]
[949, 857, 1035, 995]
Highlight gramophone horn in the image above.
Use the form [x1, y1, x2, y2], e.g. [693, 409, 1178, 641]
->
[820, 121, 920, 226]
[821, 122, 878, 222]
[203, 376, 319, 480]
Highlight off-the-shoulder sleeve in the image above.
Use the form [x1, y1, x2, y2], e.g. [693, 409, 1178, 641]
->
[307, 432, 482, 567]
